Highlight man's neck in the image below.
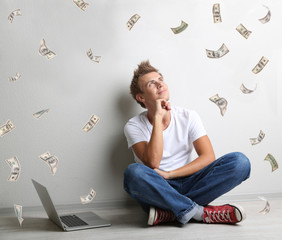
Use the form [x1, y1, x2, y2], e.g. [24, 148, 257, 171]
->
[147, 110, 171, 130]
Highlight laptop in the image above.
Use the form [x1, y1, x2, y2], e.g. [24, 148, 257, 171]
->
[32, 179, 111, 231]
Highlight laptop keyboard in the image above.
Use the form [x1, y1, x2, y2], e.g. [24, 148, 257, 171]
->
[60, 215, 88, 227]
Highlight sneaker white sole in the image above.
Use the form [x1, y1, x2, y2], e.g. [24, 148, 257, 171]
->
[229, 204, 246, 222]
[148, 207, 157, 225]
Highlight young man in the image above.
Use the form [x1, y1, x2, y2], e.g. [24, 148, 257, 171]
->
[123, 60, 251, 225]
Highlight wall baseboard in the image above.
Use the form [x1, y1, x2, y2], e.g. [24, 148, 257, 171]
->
[1, 192, 281, 215]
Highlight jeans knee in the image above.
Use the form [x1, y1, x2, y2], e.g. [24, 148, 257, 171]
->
[123, 163, 146, 191]
[232, 152, 251, 179]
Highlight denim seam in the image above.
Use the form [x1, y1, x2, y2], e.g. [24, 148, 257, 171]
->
[176, 201, 196, 220]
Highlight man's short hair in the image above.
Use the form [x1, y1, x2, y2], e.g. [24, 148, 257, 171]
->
[130, 60, 160, 108]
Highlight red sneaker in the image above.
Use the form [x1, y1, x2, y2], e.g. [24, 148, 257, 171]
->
[148, 207, 176, 225]
[203, 204, 246, 224]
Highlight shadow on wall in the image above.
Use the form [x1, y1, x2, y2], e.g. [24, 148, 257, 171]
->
[106, 90, 141, 199]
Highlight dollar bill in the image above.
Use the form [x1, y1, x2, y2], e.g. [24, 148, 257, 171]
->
[236, 24, 252, 39]
[82, 114, 100, 132]
[258, 196, 270, 214]
[264, 153, 278, 172]
[8, 73, 21, 82]
[39, 39, 56, 59]
[250, 130, 265, 145]
[259, 6, 271, 24]
[33, 109, 50, 119]
[240, 83, 257, 94]
[39, 152, 58, 175]
[14, 204, 24, 226]
[73, 0, 89, 11]
[252, 56, 269, 74]
[206, 43, 229, 58]
[127, 14, 141, 30]
[8, 9, 22, 23]
[6, 156, 21, 182]
[0, 119, 15, 137]
[209, 94, 228, 116]
[80, 188, 96, 204]
[171, 20, 188, 34]
[212, 3, 222, 23]
[86, 49, 101, 63]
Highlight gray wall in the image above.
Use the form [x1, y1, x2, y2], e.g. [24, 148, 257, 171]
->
[1, 0, 281, 208]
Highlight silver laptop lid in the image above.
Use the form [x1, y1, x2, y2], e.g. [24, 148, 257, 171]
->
[32, 179, 64, 229]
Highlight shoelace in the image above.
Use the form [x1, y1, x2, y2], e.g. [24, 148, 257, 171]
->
[205, 210, 232, 223]
[157, 209, 175, 223]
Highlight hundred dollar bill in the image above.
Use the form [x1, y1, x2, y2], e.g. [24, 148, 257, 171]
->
[209, 94, 228, 116]
[8, 9, 22, 23]
[127, 14, 141, 30]
[6, 156, 21, 182]
[252, 56, 269, 74]
[8, 73, 21, 82]
[82, 114, 100, 132]
[250, 130, 265, 145]
[0, 119, 15, 137]
[33, 109, 50, 119]
[258, 196, 270, 214]
[73, 0, 89, 11]
[80, 188, 96, 204]
[39, 152, 58, 175]
[240, 83, 257, 94]
[14, 204, 24, 226]
[264, 153, 278, 172]
[86, 49, 101, 63]
[171, 20, 188, 34]
[236, 24, 252, 39]
[259, 6, 271, 24]
[206, 43, 229, 58]
[39, 39, 56, 59]
[212, 3, 222, 23]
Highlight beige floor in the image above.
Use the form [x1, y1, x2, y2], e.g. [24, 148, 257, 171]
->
[1, 198, 282, 240]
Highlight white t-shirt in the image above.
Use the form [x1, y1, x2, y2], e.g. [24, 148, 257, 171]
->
[124, 106, 207, 171]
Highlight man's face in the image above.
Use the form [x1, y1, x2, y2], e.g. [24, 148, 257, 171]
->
[136, 71, 170, 108]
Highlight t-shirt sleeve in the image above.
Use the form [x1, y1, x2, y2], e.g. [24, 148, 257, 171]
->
[124, 120, 148, 149]
[188, 111, 207, 143]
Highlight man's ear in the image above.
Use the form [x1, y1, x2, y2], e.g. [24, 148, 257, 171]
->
[136, 93, 145, 103]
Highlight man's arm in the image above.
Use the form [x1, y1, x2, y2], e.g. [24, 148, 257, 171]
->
[154, 135, 215, 179]
[131, 99, 171, 169]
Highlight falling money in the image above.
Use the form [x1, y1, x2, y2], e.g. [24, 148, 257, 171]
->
[82, 114, 100, 132]
[212, 3, 222, 23]
[206, 43, 229, 58]
[252, 56, 269, 74]
[171, 20, 188, 34]
[39, 152, 59, 175]
[0, 119, 15, 137]
[240, 83, 257, 94]
[8, 9, 22, 23]
[264, 153, 278, 172]
[258, 196, 270, 214]
[33, 109, 50, 119]
[73, 0, 89, 11]
[14, 204, 24, 226]
[209, 94, 228, 116]
[39, 39, 56, 59]
[80, 188, 96, 204]
[127, 14, 141, 30]
[86, 49, 101, 63]
[8, 73, 21, 82]
[6, 156, 21, 182]
[236, 24, 252, 39]
[259, 5, 271, 24]
[250, 130, 265, 145]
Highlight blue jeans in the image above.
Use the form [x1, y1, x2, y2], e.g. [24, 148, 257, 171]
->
[123, 152, 251, 224]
